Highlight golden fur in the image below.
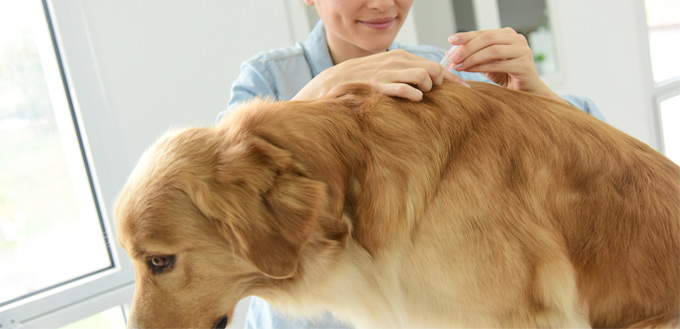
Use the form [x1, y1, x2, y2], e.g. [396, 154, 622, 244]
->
[115, 81, 680, 328]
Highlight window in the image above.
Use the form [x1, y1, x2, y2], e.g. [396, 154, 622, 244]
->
[59, 306, 126, 329]
[0, 1, 134, 328]
[644, 0, 680, 164]
[645, 0, 680, 84]
[0, 0, 111, 306]
[658, 94, 680, 164]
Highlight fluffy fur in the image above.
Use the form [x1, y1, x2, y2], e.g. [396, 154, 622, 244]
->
[115, 81, 680, 328]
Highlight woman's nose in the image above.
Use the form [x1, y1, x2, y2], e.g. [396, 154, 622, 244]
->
[366, 0, 395, 11]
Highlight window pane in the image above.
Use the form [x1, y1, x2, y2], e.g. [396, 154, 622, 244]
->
[59, 306, 127, 329]
[0, 0, 112, 305]
[645, 0, 680, 83]
[660, 94, 680, 165]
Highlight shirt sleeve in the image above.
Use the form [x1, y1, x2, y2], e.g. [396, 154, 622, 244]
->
[560, 95, 606, 122]
[217, 60, 277, 123]
[453, 71, 607, 122]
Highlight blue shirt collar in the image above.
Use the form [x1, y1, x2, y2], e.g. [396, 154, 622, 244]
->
[304, 20, 334, 78]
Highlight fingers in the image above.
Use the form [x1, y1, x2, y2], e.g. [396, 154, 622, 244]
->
[369, 50, 455, 99]
[453, 45, 532, 73]
[447, 28, 543, 91]
[370, 67, 431, 101]
[378, 83, 424, 102]
[443, 71, 472, 88]
[447, 28, 531, 70]
[374, 67, 433, 91]
[301, 49, 466, 102]
[449, 27, 526, 48]
[374, 70, 471, 102]
[380, 50, 448, 86]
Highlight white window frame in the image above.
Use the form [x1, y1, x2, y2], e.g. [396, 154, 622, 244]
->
[634, 0, 680, 156]
[0, 0, 135, 328]
[653, 82, 680, 156]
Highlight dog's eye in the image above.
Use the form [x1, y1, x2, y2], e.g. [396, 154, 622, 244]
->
[146, 255, 176, 274]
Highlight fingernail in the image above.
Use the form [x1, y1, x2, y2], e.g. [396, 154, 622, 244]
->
[454, 63, 464, 70]
[448, 35, 460, 43]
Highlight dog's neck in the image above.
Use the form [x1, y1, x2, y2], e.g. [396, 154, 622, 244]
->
[260, 237, 414, 328]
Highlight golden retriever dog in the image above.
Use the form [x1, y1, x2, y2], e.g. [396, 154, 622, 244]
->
[115, 81, 680, 328]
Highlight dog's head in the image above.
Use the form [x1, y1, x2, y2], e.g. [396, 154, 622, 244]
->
[114, 126, 333, 328]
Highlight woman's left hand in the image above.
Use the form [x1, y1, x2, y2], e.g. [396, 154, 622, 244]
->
[446, 28, 563, 102]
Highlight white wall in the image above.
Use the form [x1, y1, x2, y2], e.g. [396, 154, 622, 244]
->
[550, 0, 657, 149]
[68, 0, 304, 169]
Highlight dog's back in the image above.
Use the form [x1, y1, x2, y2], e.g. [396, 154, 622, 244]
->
[227, 81, 680, 327]
[414, 82, 680, 327]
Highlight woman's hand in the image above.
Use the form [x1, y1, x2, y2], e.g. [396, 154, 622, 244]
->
[446, 28, 564, 102]
[293, 49, 469, 101]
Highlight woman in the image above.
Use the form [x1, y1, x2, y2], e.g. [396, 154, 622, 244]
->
[224, 1, 604, 328]
[223, 0, 603, 120]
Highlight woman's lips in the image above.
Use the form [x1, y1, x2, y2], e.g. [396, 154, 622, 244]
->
[359, 18, 395, 30]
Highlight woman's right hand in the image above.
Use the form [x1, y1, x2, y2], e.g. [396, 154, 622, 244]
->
[293, 49, 469, 102]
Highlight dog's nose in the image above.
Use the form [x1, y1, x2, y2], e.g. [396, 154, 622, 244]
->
[212, 316, 229, 329]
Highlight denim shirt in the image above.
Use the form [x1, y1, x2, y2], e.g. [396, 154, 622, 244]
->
[220, 20, 605, 122]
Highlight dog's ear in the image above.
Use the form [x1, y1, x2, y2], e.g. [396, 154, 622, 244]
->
[216, 137, 327, 279]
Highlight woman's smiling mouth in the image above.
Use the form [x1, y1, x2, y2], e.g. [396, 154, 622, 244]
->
[358, 17, 395, 30]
